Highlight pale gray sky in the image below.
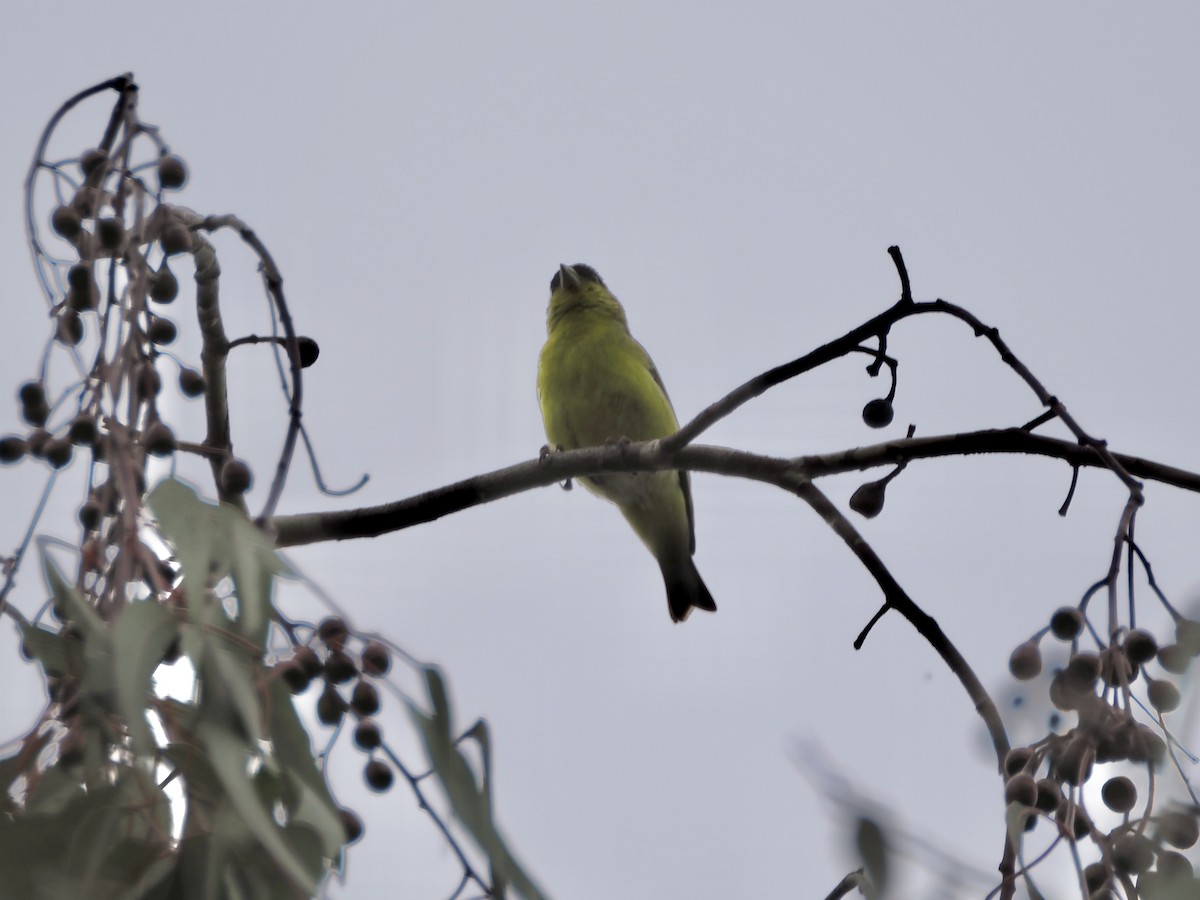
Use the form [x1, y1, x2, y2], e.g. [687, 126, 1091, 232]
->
[2, 3, 1199, 897]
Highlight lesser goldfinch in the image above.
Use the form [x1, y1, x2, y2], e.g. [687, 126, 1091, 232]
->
[537, 263, 717, 623]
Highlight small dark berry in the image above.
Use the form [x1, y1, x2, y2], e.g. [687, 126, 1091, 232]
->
[1004, 772, 1037, 807]
[1155, 849, 1193, 882]
[67, 414, 98, 446]
[294, 645, 323, 678]
[1082, 862, 1110, 893]
[78, 500, 102, 530]
[339, 808, 364, 844]
[137, 362, 162, 399]
[1050, 607, 1084, 641]
[1064, 653, 1101, 693]
[1101, 775, 1137, 813]
[159, 222, 193, 256]
[296, 337, 320, 368]
[142, 422, 177, 457]
[19, 381, 46, 409]
[364, 759, 394, 792]
[317, 617, 349, 649]
[219, 458, 253, 495]
[353, 719, 382, 751]
[149, 267, 179, 303]
[279, 659, 311, 695]
[178, 367, 206, 398]
[316, 685, 347, 726]
[1009, 640, 1042, 680]
[351, 681, 381, 717]
[1056, 801, 1092, 840]
[51, 205, 83, 238]
[1158, 643, 1190, 675]
[1159, 810, 1200, 849]
[1003, 747, 1034, 777]
[361, 640, 391, 677]
[1034, 778, 1061, 813]
[0, 436, 27, 463]
[861, 398, 894, 429]
[1148, 679, 1181, 714]
[1125, 629, 1158, 665]
[1128, 725, 1166, 765]
[157, 155, 188, 190]
[849, 481, 886, 519]
[56, 310, 84, 346]
[1111, 833, 1154, 874]
[325, 650, 357, 685]
[79, 148, 108, 177]
[96, 217, 123, 250]
[67, 262, 94, 294]
[22, 401, 50, 428]
[148, 317, 177, 345]
[44, 437, 73, 469]
[1054, 736, 1094, 786]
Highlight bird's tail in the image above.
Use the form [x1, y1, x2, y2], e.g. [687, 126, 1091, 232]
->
[664, 558, 718, 624]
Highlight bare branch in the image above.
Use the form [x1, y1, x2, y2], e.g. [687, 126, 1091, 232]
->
[270, 430, 1200, 548]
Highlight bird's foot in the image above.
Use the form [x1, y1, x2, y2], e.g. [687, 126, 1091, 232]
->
[539, 443, 573, 490]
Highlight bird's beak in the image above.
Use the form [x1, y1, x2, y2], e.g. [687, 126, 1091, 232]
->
[558, 264, 581, 291]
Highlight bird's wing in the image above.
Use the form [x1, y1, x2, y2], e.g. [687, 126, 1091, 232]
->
[632, 338, 697, 555]
[679, 470, 696, 555]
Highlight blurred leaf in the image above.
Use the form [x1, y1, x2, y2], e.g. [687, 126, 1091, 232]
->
[0, 810, 65, 898]
[17, 622, 69, 677]
[205, 636, 264, 746]
[218, 503, 285, 649]
[0, 771, 171, 900]
[81, 623, 116, 714]
[147, 480, 220, 639]
[114, 765, 172, 844]
[42, 553, 118, 722]
[26, 763, 84, 815]
[281, 823, 326, 887]
[119, 850, 176, 900]
[43, 554, 105, 640]
[64, 781, 125, 892]
[408, 666, 548, 900]
[163, 741, 221, 800]
[0, 739, 46, 800]
[855, 816, 889, 897]
[113, 599, 178, 757]
[461, 718, 503, 894]
[200, 721, 321, 896]
[149, 479, 285, 652]
[265, 680, 343, 860]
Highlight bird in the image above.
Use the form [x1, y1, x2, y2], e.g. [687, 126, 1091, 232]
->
[536, 263, 717, 623]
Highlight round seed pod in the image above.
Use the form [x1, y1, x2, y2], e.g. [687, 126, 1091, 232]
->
[51, 205, 83, 239]
[1050, 607, 1084, 641]
[219, 458, 252, 495]
[1100, 776, 1137, 813]
[861, 398, 894, 428]
[364, 759, 394, 792]
[157, 155, 188, 190]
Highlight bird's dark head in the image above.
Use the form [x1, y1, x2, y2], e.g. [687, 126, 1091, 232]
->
[550, 263, 606, 294]
[545, 263, 626, 331]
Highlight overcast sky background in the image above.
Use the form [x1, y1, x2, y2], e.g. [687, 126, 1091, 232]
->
[2, 4, 1199, 898]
